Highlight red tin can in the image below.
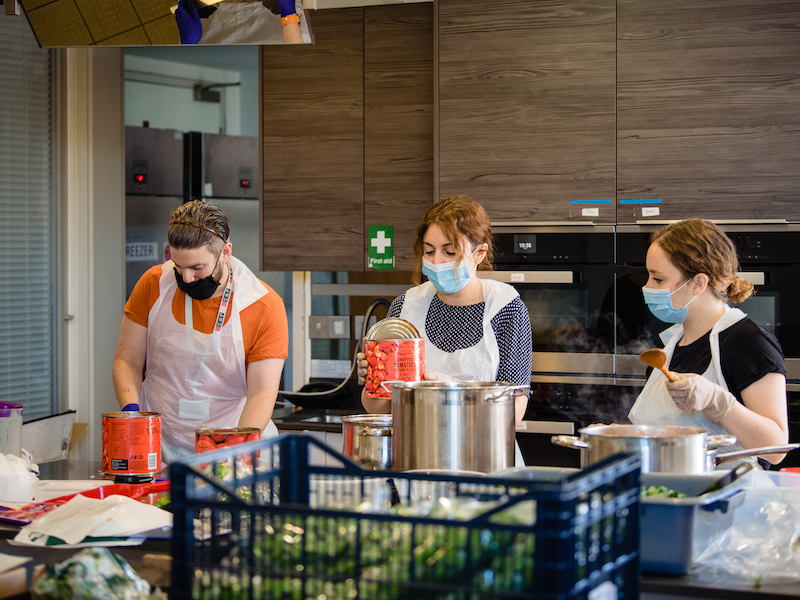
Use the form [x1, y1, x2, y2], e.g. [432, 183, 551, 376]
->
[195, 427, 261, 454]
[101, 412, 162, 479]
[364, 338, 425, 398]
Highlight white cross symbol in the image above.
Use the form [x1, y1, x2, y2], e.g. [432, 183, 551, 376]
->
[371, 230, 392, 254]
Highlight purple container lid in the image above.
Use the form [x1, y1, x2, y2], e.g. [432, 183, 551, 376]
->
[0, 402, 23, 418]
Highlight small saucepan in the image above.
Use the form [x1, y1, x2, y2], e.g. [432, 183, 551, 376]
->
[552, 424, 799, 474]
[341, 414, 392, 470]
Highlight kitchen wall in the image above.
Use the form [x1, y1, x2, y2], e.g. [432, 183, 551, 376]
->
[124, 46, 258, 137]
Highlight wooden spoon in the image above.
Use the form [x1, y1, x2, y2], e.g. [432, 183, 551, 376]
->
[639, 348, 679, 382]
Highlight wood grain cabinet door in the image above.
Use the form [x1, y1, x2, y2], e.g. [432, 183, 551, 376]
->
[617, 0, 800, 223]
[438, 0, 616, 224]
[365, 4, 434, 271]
[261, 9, 364, 272]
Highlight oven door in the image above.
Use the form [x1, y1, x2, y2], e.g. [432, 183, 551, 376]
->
[479, 264, 615, 376]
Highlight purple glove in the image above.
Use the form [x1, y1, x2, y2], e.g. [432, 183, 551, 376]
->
[278, 0, 297, 17]
[122, 403, 140, 412]
[175, 0, 202, 44]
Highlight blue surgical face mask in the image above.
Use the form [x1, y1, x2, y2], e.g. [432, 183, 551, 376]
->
[422, 246, 479, 294]
[642, 279, 696, 324]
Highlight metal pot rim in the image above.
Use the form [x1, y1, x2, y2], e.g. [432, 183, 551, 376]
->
[579, 424, 709, 438]
[390, 380, 527, 391]
[341, 414, 392, 426]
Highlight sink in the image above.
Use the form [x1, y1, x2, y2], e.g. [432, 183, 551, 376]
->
[295, 414, 343, 424]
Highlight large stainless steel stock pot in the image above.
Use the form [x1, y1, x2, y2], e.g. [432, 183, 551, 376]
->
[552, 424, 799, 473]
[341, 414, 392, 470]
[390, 380, 527, 473]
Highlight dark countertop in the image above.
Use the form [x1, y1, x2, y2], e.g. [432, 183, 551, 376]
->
[272, 403, 366, 433]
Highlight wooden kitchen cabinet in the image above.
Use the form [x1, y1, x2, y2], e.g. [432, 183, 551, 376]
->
[260, 5, 434, 272]
[438, 0, 616, 224]
[617, 0, 800, 223]
[261, 9, 364, 272]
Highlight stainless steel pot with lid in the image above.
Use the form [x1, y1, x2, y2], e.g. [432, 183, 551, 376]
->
[391, 380, 528, 473]
[552, 424, 800, 473]
[341, 414, 392, 470]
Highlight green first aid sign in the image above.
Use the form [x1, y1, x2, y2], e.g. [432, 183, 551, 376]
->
[368, 226, 394, 270]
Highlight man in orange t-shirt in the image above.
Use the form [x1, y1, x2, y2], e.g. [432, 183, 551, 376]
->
[113, 200, 288, 463]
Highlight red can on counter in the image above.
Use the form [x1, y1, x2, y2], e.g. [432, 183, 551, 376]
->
[195, 427, 261, 454]
[101, 412, 162, 479]
[364, 338, 425, 398]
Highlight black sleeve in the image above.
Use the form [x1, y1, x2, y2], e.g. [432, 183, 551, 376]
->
[720, 318, 786, 400]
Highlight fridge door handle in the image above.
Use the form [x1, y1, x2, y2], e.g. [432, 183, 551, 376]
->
[478, 271, 574, 284]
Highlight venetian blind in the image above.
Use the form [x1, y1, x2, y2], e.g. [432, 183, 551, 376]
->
[0, 16, 57, 420]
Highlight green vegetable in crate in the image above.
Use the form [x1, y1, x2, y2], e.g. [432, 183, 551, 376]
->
[641, 484, 687, 498]
[32, 548, 165, 600]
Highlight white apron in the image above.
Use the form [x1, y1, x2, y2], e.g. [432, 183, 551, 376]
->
[629, 305, 754, 468]
[400, 279, 526, 465]
[140, 256, 278, 464]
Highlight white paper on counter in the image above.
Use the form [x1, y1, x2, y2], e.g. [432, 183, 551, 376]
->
[10, 529, 148, 549]
[15, 494, 172, 545]
[32, 479, 114, 502]
[0, 552, 31, 574]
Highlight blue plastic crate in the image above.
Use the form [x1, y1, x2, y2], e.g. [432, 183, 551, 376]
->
[169, 434, 640, 600]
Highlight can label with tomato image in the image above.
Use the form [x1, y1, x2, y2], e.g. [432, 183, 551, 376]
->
[364, 338, 425, 398]
[101, 412, 162, 478]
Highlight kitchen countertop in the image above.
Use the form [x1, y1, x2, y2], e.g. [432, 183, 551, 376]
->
[272, 402, 366, 433]
[2, 459, 798, 599]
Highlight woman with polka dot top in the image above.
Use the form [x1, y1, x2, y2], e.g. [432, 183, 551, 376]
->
[358, 196, 533, 465]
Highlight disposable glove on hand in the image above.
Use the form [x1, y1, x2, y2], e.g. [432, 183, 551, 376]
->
[277, 0, 297, 16]
[356, 352, 367, 386]
[665, 372, 736, 423]
[122, 403, 140, 412]
[175, 0, 202, 44]
[424, 372, 455, 382]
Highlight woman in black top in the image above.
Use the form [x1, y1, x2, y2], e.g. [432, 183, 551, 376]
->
[629, 219, 789, 467]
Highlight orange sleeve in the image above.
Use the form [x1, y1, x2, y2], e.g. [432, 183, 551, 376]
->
[123, 265, 163, 327]
[240, 281, 289, 363]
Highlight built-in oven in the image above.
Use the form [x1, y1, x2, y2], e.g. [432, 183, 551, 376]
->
[616, 223, 800, 468]
[482, 226, 617, 467]
[481, 225, 616, 377]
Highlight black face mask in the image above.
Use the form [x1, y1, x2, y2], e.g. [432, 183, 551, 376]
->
[174, 250, 224, 300]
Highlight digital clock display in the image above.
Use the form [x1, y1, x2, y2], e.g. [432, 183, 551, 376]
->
[513, 234, 536, 254]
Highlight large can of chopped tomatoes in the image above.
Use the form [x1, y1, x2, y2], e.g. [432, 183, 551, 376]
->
[364, 338, 425, 399]
[101, 412, 162, 479]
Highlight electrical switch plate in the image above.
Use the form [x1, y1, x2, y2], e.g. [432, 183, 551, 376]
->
[328, 316, 350, 339]
[354, 315, 378, 338]
[308, 316, 328, 339]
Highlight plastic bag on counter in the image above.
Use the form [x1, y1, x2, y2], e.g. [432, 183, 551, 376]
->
[0, 451, 39, 503]
[32, 547, 166, 600]
[690, 470, 800, 586]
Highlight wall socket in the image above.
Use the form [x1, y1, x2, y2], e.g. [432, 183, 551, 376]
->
[354, 315, 378, 339]
[308, 315, 351, 339]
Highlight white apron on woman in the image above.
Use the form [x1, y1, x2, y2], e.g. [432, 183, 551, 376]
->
[629, 305, 755, 468]
[400, 279, 526, 466]
[140, 256, 278, 464]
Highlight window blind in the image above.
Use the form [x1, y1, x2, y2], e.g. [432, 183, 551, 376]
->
[0, 16, 57, 421]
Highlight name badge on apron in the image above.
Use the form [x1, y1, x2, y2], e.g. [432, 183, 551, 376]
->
[179, 398, 211, 421]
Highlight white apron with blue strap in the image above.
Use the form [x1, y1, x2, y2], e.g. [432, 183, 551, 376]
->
[400, 279, 526, 466]
[628, 305, 754, 468]
[140, 256, 279, 464]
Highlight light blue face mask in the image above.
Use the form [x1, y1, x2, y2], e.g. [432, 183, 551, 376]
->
[422, 246, 479, 294]
[642, 279, 696, 324]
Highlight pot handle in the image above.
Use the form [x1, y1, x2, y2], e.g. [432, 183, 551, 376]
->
[707, 434, 737, 449]
[379, 381, 403, 393]
[484, 383, 531, 402]
[359, 427, 392, 437]
[551, 435, 590, 450]
[715, 443, 800, 465]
